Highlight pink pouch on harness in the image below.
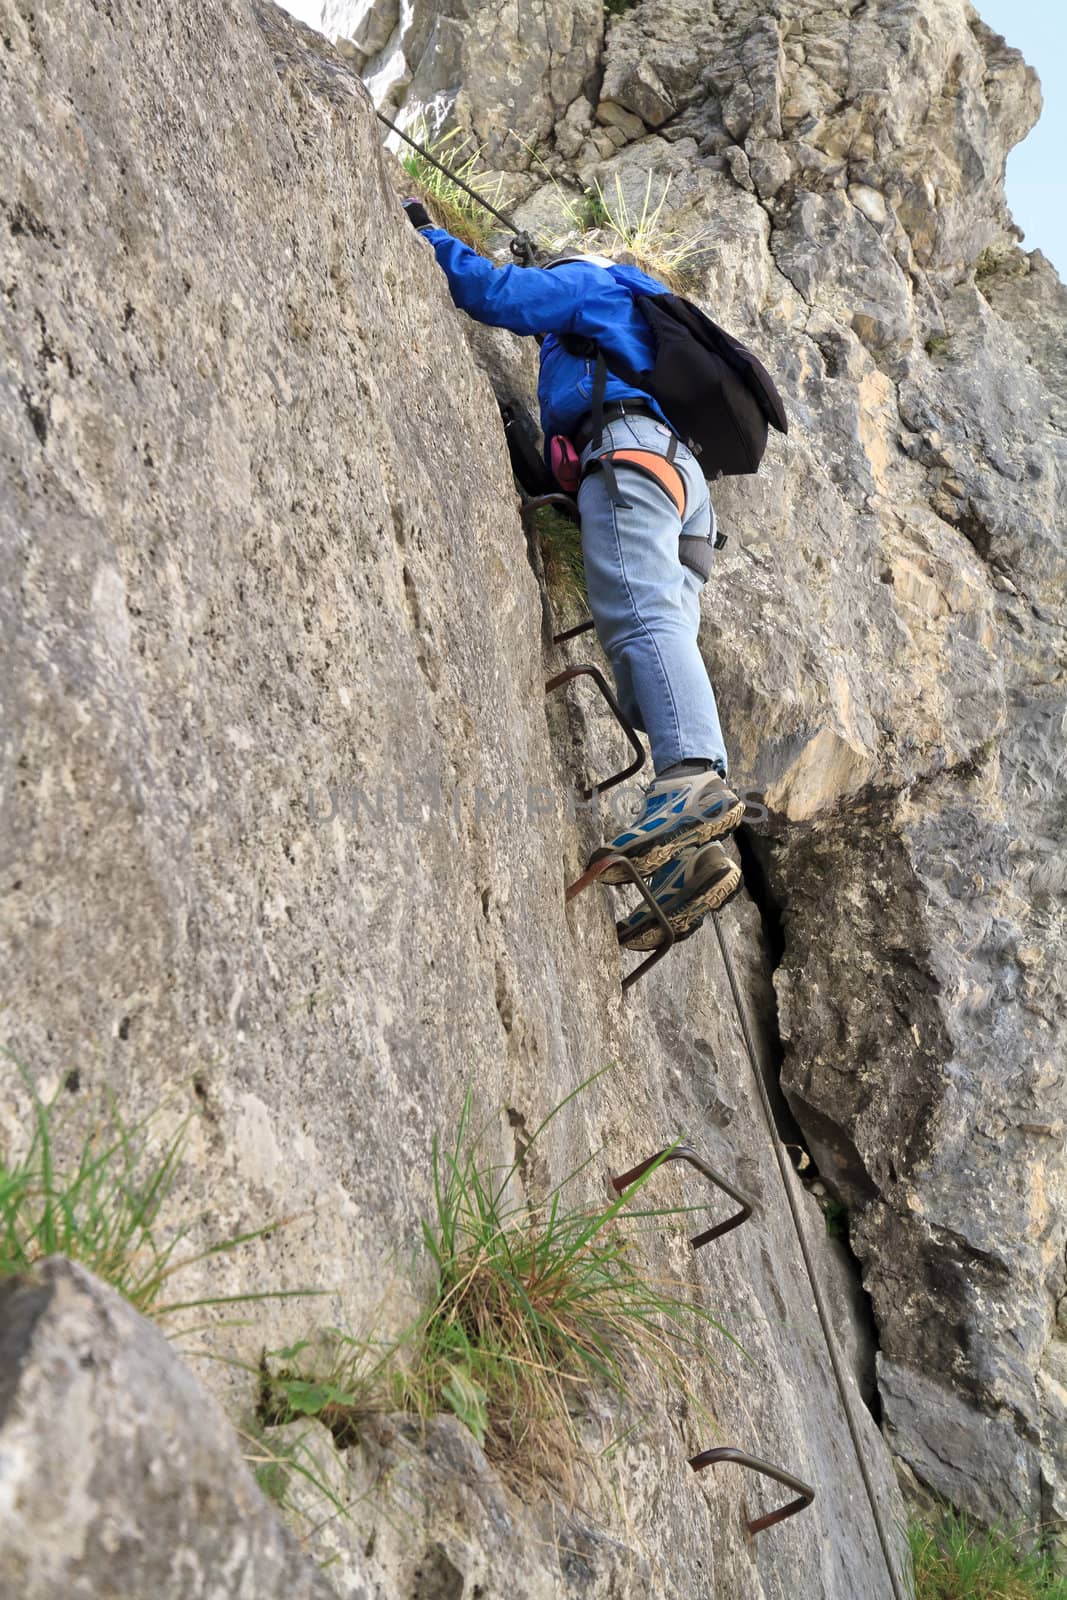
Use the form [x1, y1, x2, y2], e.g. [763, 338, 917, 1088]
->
[549, 435, 582, 494]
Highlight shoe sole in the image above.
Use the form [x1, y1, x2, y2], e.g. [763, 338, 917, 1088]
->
[592, 798, 746, 885]
[618, 860, 743, 952]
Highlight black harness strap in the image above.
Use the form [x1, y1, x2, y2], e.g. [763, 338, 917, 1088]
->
[588, 352, 632, 509]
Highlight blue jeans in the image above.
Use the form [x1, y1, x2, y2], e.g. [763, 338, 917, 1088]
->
[577, 414, 729, 775]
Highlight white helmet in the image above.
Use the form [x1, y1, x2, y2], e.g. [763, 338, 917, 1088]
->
[542, 250, 617, 271]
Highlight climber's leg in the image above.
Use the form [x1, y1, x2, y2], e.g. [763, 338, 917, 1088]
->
[578, 415, 742, 878]
[578, 415, 727, 772]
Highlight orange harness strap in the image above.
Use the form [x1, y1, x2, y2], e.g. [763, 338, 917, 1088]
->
[603, 449, 687, 520]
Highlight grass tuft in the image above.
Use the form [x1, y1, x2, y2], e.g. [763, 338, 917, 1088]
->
[974, 246, 1003, 286]
[532, 503, 587, 616]
[399, 121, 504, 253]
[0, 1060, 314, 1324]
[241, 1418, 357, 1547]
[543, 172, 716, 291]
[506, 133, 715, 289]
[260, 1076, 737, 1487]
[924, 332, 952, 360]
[909, 1512, 1067, 1600]
[0, 1071, 192, 1313]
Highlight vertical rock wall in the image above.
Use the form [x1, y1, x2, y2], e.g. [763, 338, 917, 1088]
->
[289, 0, 1067, 1544]
[2, 1, 907, 1596]
[2, 0, 1065, 1590]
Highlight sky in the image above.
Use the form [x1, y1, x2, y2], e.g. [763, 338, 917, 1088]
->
[279, 0, 1064, 280]
[976, 0, 1065, 276]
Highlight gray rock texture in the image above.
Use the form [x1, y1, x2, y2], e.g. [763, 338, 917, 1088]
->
[302, 0, 603, 162]
[0, 2, 909, 1596]
[1, 0, 1065, 1592]
[346, 0, 1067, 1534]
[0, 1257, 332, 1600]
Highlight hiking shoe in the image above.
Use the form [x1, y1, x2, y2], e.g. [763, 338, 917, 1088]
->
[592, 771, 745, 884]
[616, 841, 742, 951]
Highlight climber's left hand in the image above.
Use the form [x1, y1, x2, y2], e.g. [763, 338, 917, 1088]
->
[403, 198, 432, 231]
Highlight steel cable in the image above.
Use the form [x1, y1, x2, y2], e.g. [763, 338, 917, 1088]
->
[710, 911, 909, 1600]
[375, 110, 537, 263]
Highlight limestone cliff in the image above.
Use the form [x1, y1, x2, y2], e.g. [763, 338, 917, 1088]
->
[0, 0, 1064, 1596]
[317, 0, 1067, 1540]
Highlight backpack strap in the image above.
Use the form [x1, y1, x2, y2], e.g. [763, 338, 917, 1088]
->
[588, 350, 632, 510]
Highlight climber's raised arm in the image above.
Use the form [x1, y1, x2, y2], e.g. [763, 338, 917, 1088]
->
[403, 200, 585, 336]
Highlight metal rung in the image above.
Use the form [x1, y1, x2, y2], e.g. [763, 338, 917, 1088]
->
[688, 1447, 815, 1535]
[610, 1143, 756, 1248]
[544, 665, 646, 798]
[520, 493, 579, 525]
[552, 618, 596, 643]
[565, 850, 674, 992]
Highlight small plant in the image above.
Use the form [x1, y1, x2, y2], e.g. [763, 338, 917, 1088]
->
[399, 121, 503, 252]
[924, 332, 952, 360]
[546, 172, 715, 291]
[604, 0, 639, 14]
[259, 1340, 364, 1448]
[241, 1418, 356, 1546]
[0, 1062, 312, 1325]
[532, 503, 587, 615]
[974, 247, 1002, 285]
[821, 1196, 849, 1241]
[579, 187, 611, 230]
[261, 1077, 738, 1483]
[909, 1512, 1067, 1600]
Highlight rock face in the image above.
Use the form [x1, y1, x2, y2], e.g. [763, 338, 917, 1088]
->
[299, 0, 604, 161]
[1, 2, 906, 1596]
[0, 1258, 332, 1599]
[1, 0, 1064, 1594]
[324, 0, 1067, 1542]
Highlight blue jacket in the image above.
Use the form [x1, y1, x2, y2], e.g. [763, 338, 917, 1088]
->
[421, 227, 670, 441]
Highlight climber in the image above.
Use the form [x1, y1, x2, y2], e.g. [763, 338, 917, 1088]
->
[403, 198, 745, 948]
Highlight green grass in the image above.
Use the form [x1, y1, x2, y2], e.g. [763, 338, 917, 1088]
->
[0, 1062, 314, 1325]
[241, 1417, 356, 1544]
[260, 1075, 738, 1485]
[821, 1196, 849, 1240]
[532, 503, 587, 615]
[924, 333, 952, 360]
[909, 1513, 1067, 1599]
[543, 172, 716, 291]
[505, 132, 715, 290]
[399, 122, 503, 252]
[591, 173, 716, 289]
[578, 188, 612, 230]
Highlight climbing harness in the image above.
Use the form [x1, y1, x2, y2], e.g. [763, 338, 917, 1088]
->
[589, 446, 687, 519]
[375, 109, 538, 266]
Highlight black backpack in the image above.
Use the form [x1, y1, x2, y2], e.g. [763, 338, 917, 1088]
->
[562, 292, 788, 479]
